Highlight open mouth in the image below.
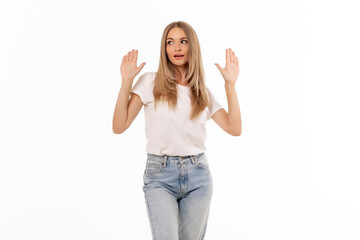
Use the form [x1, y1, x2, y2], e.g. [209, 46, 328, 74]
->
[174, 54, 184, 60]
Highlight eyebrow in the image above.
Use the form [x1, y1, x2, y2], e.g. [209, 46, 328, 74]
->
[166, 37, 188, 40]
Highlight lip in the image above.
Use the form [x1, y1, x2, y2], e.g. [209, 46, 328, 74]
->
[174, 54, 184, 60]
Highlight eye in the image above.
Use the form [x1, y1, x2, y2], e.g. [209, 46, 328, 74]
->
[166, 40, 188, 45]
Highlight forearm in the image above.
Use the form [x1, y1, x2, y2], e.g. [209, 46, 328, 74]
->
[112, 78, 134, 133]
[225, 82, 242, 135]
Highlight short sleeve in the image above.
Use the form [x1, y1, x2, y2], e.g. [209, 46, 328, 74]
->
[131, 72, 151, 104]
[207, 88, 223, 119]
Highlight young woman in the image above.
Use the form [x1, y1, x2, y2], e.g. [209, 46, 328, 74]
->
[113, 21, 241, 240]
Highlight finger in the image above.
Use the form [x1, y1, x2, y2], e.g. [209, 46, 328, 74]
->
[229, 48, 233, 63]
[138, 62, 146, 72]
[232, 50, 236, 63]
[122, 55, 126, 63]
[127, 51, 131, 62]
[226, 48, 230, 66]
[130, 49, 135, 62]
[215, 63, 222, 71]
[236, 56, 239, 67]
[135, 49, 138, 63]
[132, 49, 136, 62]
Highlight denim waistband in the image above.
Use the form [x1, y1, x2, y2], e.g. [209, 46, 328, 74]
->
[147, 152, 205, 162]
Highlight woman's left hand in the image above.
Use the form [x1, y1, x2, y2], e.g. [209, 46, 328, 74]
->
[215, 48, 239, 84]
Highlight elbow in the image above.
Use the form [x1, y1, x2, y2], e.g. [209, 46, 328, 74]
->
[113, 129, 121, 134]
[227, 120, 242, 136]
[232, 130, 241, 136]
[113, 120, 130, 134]
[112, 126, 125, 134]
[230, 127, 242, 136]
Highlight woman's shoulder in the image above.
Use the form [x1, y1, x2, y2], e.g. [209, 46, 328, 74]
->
[140, 71, 157, 78]
[138, 71, 157, 83]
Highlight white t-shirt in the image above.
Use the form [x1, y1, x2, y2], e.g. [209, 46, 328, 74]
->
[131, 72, 223, 156]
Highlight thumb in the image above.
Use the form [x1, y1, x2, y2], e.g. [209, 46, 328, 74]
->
[138, 62, 146, 72]
[214, 63, 222, 72]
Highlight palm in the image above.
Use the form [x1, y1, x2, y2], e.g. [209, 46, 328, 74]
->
[120, 49, 146, 81]
[121, 61, 138, 80]
[215, 48, 239, 84]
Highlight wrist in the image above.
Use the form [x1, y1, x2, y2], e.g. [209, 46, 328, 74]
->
[121, 77, 134, 86]
[225, 81, 236, 89]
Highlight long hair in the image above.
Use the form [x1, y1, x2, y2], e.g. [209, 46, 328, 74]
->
[153, 21, 210, 120]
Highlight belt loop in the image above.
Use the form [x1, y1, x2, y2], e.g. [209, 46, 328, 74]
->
[190, 155, 195, 165]
[162, 155, 167, 167]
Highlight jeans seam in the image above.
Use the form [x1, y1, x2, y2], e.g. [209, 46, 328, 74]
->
[194, 157, 209, 169]
[144, 191, 157, 239]
[200, 215, 208, 240]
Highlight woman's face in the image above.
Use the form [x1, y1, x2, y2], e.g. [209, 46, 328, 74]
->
[166, 27, 189, 69]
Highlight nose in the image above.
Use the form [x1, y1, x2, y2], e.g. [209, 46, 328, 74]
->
[174, 42, 181, 51]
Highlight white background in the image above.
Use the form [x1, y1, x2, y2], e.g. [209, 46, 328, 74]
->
[1, 0, 359, 239]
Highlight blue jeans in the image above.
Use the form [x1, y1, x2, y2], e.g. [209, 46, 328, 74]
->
[142, 152, 213, 240]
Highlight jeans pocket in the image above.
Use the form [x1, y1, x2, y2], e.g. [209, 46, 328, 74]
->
[145, 159, 162, 174]
[195, 153, 209, 169]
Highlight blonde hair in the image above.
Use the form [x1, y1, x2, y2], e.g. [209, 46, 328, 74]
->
[153, 21, 210, 120]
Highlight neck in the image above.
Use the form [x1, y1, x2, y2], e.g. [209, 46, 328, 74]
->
[175, 66, 187, 85]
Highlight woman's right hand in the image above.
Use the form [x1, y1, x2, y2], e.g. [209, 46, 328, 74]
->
[120, 49, 146, 85]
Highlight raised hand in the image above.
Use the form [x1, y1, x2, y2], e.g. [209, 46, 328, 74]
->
[215, 48, 239, 85]
[120, 49, 146, 84]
